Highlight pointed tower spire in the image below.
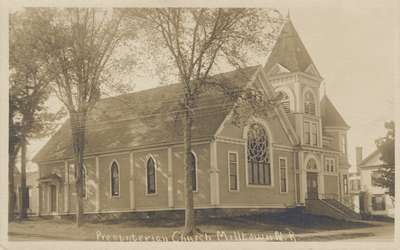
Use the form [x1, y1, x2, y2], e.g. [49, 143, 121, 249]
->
[323, 81, 327, 96]
[287, 9, 291, 20]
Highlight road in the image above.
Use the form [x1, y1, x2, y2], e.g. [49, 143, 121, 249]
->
[334, 221, 394, 241]
[8, 218, 394, 242]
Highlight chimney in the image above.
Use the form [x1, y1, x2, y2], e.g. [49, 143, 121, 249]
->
[356, 147, 363, 170]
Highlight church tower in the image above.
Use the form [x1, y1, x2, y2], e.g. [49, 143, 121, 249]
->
[262, 16, 336, 204]
[264, 17, 324, 149]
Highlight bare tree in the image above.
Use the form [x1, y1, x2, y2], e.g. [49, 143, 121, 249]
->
[9, 11, 65, 220]
[28, 8, 128, 226]
[127, 8, 283, 235]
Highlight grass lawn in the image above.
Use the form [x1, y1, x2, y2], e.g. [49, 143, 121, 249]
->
[8, 211, 376, 241]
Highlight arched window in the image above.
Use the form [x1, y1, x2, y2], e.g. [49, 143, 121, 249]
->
[189, 152, 197, 191]
[306, 158, 318, 171]
[146, 157, 156, 194]
[278, 91, 290, 113]
[111, 161, 119, 197]
[81, 165, 87, 198]
[304, 91, 316, 115]
[247, 123, 271, 185]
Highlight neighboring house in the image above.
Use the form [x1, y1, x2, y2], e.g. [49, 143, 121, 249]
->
[33, 17, 352, 218]
[350, 147, 394, 218]
[348, 171, 361, 213]
[14, 169, 39, 216]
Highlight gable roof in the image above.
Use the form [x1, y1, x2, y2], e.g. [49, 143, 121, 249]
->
[320, 95, 350, 129]
[359, 149, 384, 168]
[33, 66, 259, 163]
[264, 20, 320, 77]
[34, 18, 316, 164]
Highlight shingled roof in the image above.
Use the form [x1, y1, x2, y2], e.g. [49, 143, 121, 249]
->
[34, 17, 327, 163]
[320, 95, 350, 129]
[359, 149, 384, 168]
[264, 20, 318, 74]
[33, 66, 260, 163]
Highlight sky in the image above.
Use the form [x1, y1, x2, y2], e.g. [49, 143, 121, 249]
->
[11, 0, 397, 173]
[281, 0, 397, 170]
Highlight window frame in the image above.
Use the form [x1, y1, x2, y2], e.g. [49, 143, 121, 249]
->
[343, 175, 348, 195]
[26, 186, 31, 209]
[340, 134, 347, 153]
[304, 90, 316, 115]
[81, 164, 88, 200]
[306, 158, 318, 171]
[110, 160, 120, 198]
[145, 155, 157, 195]
[190, 151, 199, 193]
[244, 122, 274, 188]
[311, 123, 318, 146]
[304, 121, 311, 145]
[278, 91, 291, 113]
[279, 157, 288, 193]
[372, 195, 386, 211]
[324, 157, 336, 174]
[228, 151, 240, 192]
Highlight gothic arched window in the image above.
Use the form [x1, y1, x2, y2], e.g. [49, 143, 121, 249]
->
[190, 152, 197, 191]
[278, 91, 290, 113]
[304, 91, 316, 115]
[111, 161, 119, 197]
[81, 165, 87, 198]
[146, 157, 156, 194]
[247, 123, 271, 185]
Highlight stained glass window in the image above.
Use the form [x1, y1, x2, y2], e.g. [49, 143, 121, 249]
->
[247, 123, 271, 185]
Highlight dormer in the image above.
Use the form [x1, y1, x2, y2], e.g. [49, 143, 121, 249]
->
[268, 63, 291, 76]
[305, 63, 321, 79]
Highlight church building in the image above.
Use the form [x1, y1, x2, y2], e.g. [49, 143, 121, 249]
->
[33, 17, 352, 217]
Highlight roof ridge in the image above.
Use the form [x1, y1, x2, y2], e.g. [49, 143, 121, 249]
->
[99, 65, 261, 104]
[33, 65, 261, 163]
[359, 149, 380, 167]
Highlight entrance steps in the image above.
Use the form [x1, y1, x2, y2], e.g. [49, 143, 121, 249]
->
[305, 198, 361, 221]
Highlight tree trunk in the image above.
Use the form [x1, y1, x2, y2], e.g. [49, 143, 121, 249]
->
[19, 134, 28, 219]
[9, 153, 16, 222]
[183, 97, 195, 236]
[70, 111, 87, 227]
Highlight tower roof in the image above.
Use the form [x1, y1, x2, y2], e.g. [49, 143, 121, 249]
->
[320, 95, 350, 129]
[264, 20, 319, 75]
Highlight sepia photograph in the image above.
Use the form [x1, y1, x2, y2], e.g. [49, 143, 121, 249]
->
[1, 0, 398, 248]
